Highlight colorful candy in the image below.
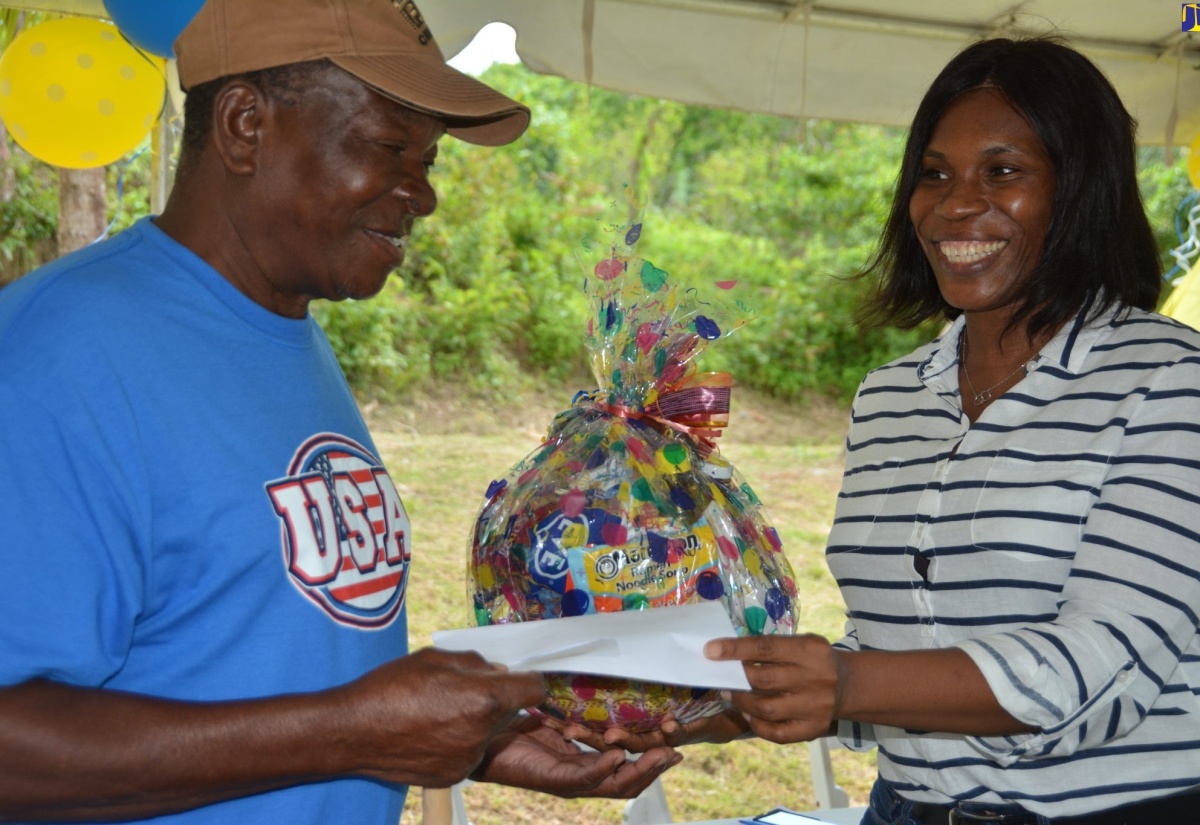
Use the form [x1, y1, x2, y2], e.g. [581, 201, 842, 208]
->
[467, 200, 797, 732]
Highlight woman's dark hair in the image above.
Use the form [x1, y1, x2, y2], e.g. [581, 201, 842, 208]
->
[858, 37, 1162, 336]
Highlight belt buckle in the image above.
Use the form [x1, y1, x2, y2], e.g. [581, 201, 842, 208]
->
[948, 810, 1008, 824]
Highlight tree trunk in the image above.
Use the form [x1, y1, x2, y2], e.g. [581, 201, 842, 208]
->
[57, 167, 107, 256]
[0, 11, 25, 203]
[0, 123, 13, 204]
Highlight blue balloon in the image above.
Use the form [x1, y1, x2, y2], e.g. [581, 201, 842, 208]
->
[104, 0, 206, 58]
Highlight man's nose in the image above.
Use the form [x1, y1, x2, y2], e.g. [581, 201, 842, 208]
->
[395, 172, 437, 218]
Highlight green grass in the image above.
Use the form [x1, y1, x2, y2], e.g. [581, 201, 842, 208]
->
[366, 385, 877, 824]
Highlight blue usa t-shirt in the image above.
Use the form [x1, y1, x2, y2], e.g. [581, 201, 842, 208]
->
[0, 218, 412, 822]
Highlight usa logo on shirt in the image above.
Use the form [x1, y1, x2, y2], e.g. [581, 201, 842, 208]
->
[266, 434, 410, 629]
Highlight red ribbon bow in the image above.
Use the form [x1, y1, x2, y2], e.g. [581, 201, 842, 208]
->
[596, 372, 732, 455]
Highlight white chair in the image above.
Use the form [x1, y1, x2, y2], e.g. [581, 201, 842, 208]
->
[623, 774, 674, 825]
[421, 783, 471, 825]
[806, 736, 851, 810]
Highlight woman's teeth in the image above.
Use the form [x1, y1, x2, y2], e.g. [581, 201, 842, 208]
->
[938, 240, 1005, 263]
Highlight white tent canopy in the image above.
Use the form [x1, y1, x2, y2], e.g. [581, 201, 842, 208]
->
[425, 0, 1200, 150]
[6, 0, 1200, 148]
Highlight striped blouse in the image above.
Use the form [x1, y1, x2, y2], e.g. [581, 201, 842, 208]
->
[827, 299, 1200, 817]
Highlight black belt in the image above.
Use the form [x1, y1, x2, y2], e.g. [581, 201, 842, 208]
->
[909, 785, 1200, 825]
[910, 804, 1037, 824]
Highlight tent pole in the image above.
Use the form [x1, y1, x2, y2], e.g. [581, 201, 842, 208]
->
[150, 60, 182, 215]
[149, 116, 171, 215]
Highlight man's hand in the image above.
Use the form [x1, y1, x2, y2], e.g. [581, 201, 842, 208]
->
[0, 648, 546, 820]
[334, 647, 547, 788]
[471, 715, 681, 798]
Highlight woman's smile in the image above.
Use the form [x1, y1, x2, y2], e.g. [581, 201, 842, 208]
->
[935, 239, 1007, 265]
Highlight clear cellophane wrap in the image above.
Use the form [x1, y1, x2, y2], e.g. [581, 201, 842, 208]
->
[468, 198, 797, 732]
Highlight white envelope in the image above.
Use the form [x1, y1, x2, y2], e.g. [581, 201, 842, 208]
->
[431, 600, 752, 691]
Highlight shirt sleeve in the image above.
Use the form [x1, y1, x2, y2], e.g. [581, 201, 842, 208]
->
[832, 617, 881, 752]
[955, 354, 1200, 763]
[0, 379, 148, 688]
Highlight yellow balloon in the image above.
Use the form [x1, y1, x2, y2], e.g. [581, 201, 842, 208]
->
[1189, 133, 1200, 192]
[0, 18, 165, 169]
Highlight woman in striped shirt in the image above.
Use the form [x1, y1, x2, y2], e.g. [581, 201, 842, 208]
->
[695, 37, 1200, 824]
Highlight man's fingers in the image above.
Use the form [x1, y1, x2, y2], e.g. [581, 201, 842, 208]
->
[602, 726, 671, 752]
[561, 725, 616, 752]
[631, 750, 683, 791]
[490, 670, 546, 712]
[589, 749, 681, 798]
[573, 746, 628, 779]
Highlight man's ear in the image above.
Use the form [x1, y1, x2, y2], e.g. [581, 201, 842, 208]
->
[211, 81, 267, 176]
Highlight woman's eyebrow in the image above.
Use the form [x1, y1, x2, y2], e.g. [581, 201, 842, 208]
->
[923, 143, 1023, 160]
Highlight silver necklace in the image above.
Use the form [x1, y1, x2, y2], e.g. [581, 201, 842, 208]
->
[959, 334, 1031, 407]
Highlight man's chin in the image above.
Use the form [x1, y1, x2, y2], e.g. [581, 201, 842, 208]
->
[335, 270, 395, 302]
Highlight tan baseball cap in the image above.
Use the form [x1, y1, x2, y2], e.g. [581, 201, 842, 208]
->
[174, 0, 530, 146]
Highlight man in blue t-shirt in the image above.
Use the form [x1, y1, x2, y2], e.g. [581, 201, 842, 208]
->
[0, 1, 679, 821]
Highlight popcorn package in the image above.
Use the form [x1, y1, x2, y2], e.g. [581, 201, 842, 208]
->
[468, 200, 797, 733]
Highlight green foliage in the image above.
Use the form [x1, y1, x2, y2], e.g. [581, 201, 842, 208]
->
[0, 153, 56, 252]
[1, 8, 44, 49]
[106, 144, 154, 236]
[1137, 146, 1196, 287]
[0, 132, 155, 283]
[6, 60, 1196, 400]
[313, 66, 1199, 401]
[0, 151, 57, 283]
[313, 278, 429, 396]
[318, 64, 927, 401]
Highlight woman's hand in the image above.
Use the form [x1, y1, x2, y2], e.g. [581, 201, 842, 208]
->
[704, 633, 842, 744]
[705, 638, 1033, 740]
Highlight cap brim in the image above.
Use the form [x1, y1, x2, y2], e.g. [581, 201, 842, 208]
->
[332, 55, 530, 146]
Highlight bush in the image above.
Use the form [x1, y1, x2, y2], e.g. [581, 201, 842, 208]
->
[7, 64, 1191, 402]
[0, 151, 57, 286]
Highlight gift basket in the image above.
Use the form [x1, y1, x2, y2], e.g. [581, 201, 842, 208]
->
[467, 196, 797, 732]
